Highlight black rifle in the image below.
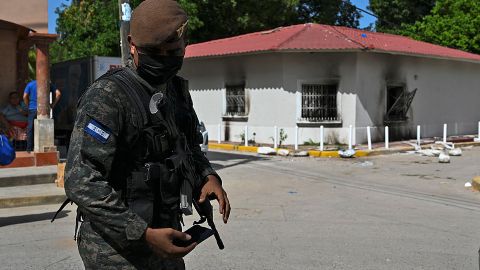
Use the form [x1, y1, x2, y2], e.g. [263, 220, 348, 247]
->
[193, 199, 225, 250]
[165, 134, 224, 250]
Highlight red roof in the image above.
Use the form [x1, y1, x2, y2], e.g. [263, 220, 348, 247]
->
[185, 23, 480, 63]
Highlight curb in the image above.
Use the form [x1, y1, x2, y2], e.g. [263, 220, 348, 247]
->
[210, 143, 370, 157]
[209, 141, 480, 158]
[0, 194, 66, 209]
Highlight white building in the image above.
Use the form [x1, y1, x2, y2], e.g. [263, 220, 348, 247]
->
[180, 23, 480, 145]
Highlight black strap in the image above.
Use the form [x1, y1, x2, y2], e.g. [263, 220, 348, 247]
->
[103, 68, 152, 127]
[50, 198, 72, 223]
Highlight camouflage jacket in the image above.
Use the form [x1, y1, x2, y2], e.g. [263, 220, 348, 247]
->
[64, 66, 218, 250]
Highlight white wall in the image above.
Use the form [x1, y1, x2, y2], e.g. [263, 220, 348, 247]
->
[181, 52, 361, 145]
[181, 51, 480, 146]
[354, 53, 480, 143]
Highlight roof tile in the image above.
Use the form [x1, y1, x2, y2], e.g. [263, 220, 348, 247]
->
[185, 23, 480, 63]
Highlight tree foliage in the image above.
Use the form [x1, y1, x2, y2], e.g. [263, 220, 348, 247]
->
[401, 0, 480, 54]
[368, 0, 435, 33]
[51, 0, 361, 63]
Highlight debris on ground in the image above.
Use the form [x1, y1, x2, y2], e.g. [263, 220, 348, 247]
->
[339, 149, 356, 158]
[257, 147, 276, 155]
[465, 182, 472, 188]
[293, 151, 309, 157]
[435, 141, 454, 150]
[449, 148, 462, 156]
[417, 149, 440, 157]
[277, 149, 290, 156]
[405, 142, 421, 151]
[438, 152, 451, 163]
[356, 161, 374, 167]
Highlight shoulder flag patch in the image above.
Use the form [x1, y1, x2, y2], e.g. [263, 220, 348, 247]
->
[84, 119, 111, 144]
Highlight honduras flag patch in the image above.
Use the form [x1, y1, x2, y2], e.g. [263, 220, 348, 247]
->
[84, 119, 111, 144]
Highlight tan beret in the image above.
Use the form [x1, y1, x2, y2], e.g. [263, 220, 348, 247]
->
[130, 0, 188, 48]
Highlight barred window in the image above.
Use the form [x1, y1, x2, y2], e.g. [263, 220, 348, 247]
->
[386, 86, 417, 122]
[301, 84, 338, 122]
[225, 84, 246, 116]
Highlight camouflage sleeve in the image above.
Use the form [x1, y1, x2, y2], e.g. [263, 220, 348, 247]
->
[64, 80, 148, 249]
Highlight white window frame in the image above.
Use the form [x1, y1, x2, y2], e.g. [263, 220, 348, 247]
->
[296, 79, 342, 124]
[222, 83, 249, 120]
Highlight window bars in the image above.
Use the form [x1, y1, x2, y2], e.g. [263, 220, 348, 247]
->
[226, 85, 246, 116]
[301, 84, 338, 122]
[386, 88, 417, 122]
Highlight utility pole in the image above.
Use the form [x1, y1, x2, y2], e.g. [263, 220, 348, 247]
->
[118, 0, 131, 66]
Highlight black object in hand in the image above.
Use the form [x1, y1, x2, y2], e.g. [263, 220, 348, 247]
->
[173, 225, 214, 247]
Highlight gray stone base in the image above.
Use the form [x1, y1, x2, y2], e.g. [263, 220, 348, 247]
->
[34, 118, 56, 153]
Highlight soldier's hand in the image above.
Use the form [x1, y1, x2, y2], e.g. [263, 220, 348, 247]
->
[199, 175, 231, 224]
[145, 228, 196, 258]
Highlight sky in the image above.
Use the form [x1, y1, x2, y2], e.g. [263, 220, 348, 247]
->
[48, 0, 377, 34]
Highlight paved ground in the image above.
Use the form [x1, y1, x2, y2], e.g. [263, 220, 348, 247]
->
[1, 148, 480, 269]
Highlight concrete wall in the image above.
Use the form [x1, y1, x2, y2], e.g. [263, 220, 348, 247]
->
[0, 0, 48, 33]
[181, 51, 480, 146]
[181, 52, 360, 145]
[355, 53, 480, 143]
[0, 28, 18, 106]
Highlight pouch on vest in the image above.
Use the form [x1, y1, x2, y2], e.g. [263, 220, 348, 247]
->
[126, 171, 154, 225]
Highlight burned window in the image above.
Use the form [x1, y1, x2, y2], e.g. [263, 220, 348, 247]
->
[301, 84, 338, 122]
[386, 86, 417, 121]
[225, 84, 246, 116]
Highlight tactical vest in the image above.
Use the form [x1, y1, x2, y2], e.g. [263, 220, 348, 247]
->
[105, 67, 199, 229]
[53, 67, 200, 236]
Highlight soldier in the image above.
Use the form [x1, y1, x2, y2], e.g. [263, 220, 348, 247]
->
[63, 0, 230, 269]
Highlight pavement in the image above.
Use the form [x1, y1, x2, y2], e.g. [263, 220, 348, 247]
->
[1, 150, 480, 269]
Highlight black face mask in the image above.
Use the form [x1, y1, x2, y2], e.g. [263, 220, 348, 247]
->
[137, 53, 184, 85]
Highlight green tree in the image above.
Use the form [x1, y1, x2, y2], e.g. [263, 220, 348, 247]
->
[368, 0, 435, 33]
[186, 0, 299, 43]
[51, 0, 206, 62]
[402, 0, 480, 54]
[187, 0, 361, 43]
[296, 0, 361, 28]
[51, 0, 121, 63]
[51, 0, 362, 62]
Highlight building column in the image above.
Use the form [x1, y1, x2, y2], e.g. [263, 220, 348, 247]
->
[28, 33, 57, 153]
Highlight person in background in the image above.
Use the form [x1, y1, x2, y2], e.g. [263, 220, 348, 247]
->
[0, 92, 28, 140]
[23, 80, 62, 152]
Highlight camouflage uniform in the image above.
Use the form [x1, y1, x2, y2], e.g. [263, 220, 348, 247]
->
[64, 62, 218, 269]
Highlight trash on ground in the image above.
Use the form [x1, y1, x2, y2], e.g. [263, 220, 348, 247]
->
[405, 142, 421, 151]
[438, 152, 451, 163]
[465, 182, 472, 188]
[435, 141, 454, 150]
[293, 151, 309, 157]
[257, 147, 276, 155]
[417, 149, 441, 157]
[357, 161, 374, 167]
[448, 148, 462, 156]
[277, 149, 290, 156]
[288, 191, 298, 195]
[339, 149, 356, 158]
